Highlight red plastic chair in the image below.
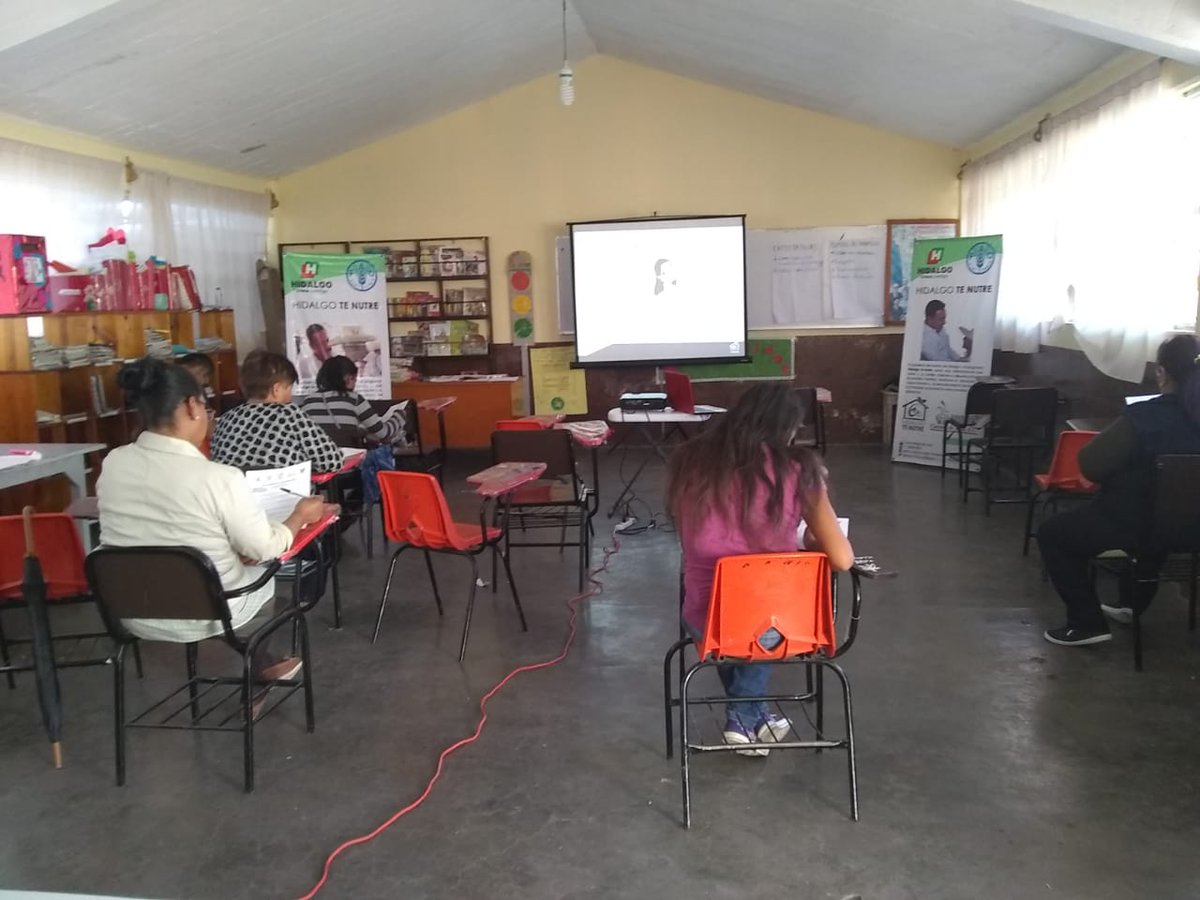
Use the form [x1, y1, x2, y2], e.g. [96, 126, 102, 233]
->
[1022, 430, 1099, 555]
[662, 552, 863, 827]
[0, 513, 114, 689]
[372, 471, 526, 660]
[494, 419, 545, 431]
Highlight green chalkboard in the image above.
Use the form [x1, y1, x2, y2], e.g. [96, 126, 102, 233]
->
[676, 339, 793, 382]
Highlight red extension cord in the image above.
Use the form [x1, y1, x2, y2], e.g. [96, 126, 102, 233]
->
[294, 538, 621, 899]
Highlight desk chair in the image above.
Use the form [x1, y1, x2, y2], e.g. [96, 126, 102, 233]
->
[1022, 430, 1098, 556]
[373, 471, 526, 661]
[793, 387, 827, 456]
[490, 429, 598, 592]
[85, 547, 314, 792]
[963, 387, 1058, 514]
[369, 399, 446, 485]
[0, 513, 142, 690]
[941, 381, 1009, 483]
[1091, 454, 1200, 671]
[662, 552, 864, 827]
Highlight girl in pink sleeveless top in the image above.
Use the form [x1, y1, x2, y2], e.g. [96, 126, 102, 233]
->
[667, 383, 853, 754]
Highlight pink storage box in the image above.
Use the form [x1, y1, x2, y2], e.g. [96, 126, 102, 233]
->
[0, 234, 49, 314]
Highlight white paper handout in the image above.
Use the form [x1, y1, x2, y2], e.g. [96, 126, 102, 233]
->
[0, 450, 41, 471]
[796, 517, 850, 547]
[244, 461, 311, 521]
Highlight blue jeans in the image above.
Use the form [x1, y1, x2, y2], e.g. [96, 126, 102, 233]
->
[683, 619, 782, 728]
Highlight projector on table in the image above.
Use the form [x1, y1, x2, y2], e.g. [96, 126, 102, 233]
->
[619, 392, 668, 411]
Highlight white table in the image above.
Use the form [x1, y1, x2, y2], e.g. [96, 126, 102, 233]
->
[0, 443, 106, 549]
[605, 406, 725, 517]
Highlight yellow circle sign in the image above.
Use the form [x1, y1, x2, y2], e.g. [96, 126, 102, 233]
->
[511, 293, 532, 315]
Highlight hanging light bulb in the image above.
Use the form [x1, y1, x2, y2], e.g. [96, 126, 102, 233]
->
[118, 189, 134, 221]
[118, 156, 138, 221]
[559, 63, 575, 106]
[558, 0, 574, 106]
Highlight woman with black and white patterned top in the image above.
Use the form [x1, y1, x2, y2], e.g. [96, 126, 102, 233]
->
[210, 350, 343, 474]
[299, 356, 407, 446]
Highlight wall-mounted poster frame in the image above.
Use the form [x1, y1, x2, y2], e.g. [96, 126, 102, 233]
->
[884, 218, 960, 325]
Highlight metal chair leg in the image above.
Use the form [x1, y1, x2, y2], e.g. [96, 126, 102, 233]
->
[663, 638, 689, 759]
[372, 547, 407, 643]
[132, 640, 144, 679]
[114, 646, 127, 787]
[680, 664, 701, 829]
[297, 613, 315, 733]
[815, 664, 825, 749]
[185, 643, 200, 723]
[825, 661, 859, 822]
[423, 550, 443, 616]
[0, 611, 15, 690]
[241, 655, 255, 793]
[1022, 491, 1042, 556]
[1128, 565, 1143, 672]
[498, 545, 528, 633]
[458, 555, 480, 662]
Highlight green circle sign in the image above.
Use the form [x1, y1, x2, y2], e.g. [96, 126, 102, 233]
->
[551, 396, 564, 411]
[513, 318, 533, 338]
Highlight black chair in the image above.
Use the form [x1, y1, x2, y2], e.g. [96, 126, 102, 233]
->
[370, 399, 446, 484]
[793, 387, 827, 456]
[963, 387, 1058, 514]
[491, 429, 598, 592]
[941, 381, 1009, 483]
[314, 421, 380, 560]
[85, 547, 315, 792]
[1092, 454, 1200, 671]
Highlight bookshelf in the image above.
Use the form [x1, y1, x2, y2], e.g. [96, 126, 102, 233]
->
[0, 307, 237, 454]
[279, 237, 493, 373]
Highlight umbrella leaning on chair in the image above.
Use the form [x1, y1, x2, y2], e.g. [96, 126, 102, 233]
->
[21, 506, 63, 769]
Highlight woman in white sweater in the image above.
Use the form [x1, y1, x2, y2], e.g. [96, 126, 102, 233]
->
[98, 358, 329, 675]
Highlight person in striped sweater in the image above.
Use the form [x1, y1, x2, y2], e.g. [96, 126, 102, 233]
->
[299, 356, 408, 447]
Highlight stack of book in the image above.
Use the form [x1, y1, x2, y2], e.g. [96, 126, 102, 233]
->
[144, 328, 173, 359]
[89, 343, 116, 365]
[29, 338, 65, 370]
[194, 335, 230, 353]
[64, 345, 91, 368]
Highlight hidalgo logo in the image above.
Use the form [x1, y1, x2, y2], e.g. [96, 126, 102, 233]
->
[926, 248, 944, 265]
[299, 261, 318, 279]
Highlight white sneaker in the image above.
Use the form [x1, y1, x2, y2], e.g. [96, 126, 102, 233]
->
[756, 713, 792, 744]
[1100, 604, 1134, 625]
[723, 718, 769, 757]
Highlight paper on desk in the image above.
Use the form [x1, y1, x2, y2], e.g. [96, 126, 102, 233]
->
[0, 451, 41, 471]
[244, 462, 311, 521]
[382, 402, 408, 421]
[796, 517, 850, 546]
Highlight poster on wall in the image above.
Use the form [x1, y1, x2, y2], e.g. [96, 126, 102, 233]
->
[892, 235, 1003, 468]
[884, 219, 960, 325]
[282, 252, 391, 399]
[529, 345, 588, 415]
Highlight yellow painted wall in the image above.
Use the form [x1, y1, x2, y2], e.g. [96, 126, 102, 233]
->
[0, 112, 268, 194]
[276, 56, 960, 342]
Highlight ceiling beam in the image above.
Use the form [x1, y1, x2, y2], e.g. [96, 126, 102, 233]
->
[1007, 0, 1200, 65]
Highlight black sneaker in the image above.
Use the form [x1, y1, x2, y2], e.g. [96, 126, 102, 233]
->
[1043, 625, 1112, 646]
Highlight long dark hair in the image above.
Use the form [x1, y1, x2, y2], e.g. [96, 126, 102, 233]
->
[316, 356, 357, 394]
[666, 383, 826, 535]
[117, 357, 202, 428]
[1158, 334, 1200, 426]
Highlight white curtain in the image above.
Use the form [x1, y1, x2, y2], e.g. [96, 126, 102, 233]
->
[0, 138, 122, 266]
[962, 65, 1200, 382]
[164, 176, 269, 355]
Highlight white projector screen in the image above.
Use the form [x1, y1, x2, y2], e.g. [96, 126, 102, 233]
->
[569, 215, 747, 366]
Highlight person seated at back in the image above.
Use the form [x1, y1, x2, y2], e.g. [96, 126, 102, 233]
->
[299, 356, 408, 446]
[666, 382, 854, 754]
[210, 350, 343, 474]
[177, 352, 216, 455]
[1038, 334, 1200, 647]
[97, 357, 331, 677]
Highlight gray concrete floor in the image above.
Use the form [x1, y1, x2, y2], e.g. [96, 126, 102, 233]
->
[1, 446, 1199, 900]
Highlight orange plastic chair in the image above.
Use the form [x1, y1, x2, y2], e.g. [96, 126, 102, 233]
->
[373, 471, 526, 660]
[0, 513, 133, 690]
[1022, 430, 1099, 555]
[494, 419, 545, 431]
[663, 552, 863, 827]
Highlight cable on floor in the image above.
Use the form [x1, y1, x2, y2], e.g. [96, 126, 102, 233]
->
[294, 536, 623, 900]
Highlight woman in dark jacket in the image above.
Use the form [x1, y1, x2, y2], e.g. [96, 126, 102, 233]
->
[1039, 335, 1200, 646]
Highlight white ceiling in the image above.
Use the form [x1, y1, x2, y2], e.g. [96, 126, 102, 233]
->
[0, 0, 1179, 177]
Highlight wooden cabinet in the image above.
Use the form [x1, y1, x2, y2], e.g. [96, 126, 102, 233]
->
[391, 378, 523, 449]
